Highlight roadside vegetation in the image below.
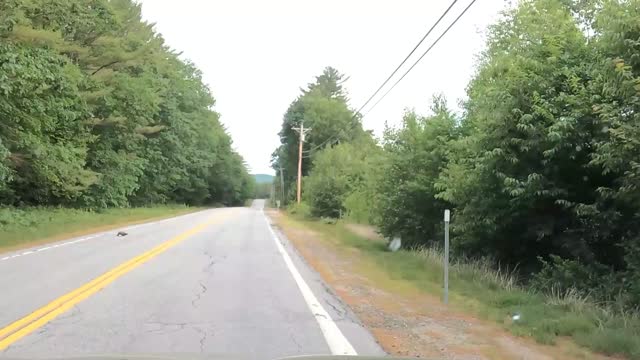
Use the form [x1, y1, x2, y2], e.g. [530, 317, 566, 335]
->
[0, 0, 254, 211]
[0, 0, 254, 247]
[0, 205, 202, 251]
[283, 213, 640, 358]
[272, 0, 640, 357]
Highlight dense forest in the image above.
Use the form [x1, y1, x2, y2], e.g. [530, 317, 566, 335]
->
[272, 0, 640, 309]
[0, 0, 254, 209]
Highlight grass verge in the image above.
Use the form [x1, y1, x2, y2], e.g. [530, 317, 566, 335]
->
[0, 205, 204, 252]
[285, 213, 640, 359]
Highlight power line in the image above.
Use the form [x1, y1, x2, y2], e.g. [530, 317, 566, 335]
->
[364, 0, 478, 116]
[301, 120, 357, 156]
[304, 0, 458, 154]
[303, 0, 478, 157]
[353, 0, 460, 116]
[302, 0, 461, 156]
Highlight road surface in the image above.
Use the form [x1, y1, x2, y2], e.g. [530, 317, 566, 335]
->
[0, 200, 383, 359]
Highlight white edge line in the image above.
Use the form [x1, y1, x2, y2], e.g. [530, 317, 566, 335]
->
[262, 209, 357, 356]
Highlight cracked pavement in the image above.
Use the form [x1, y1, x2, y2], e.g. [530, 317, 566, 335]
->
[0, 201, 383, 359]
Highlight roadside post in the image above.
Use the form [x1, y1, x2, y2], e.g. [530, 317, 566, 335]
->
[443, 209, 450, 304]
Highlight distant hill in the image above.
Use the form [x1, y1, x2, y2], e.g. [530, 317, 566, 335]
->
[253, 174, 274, 184]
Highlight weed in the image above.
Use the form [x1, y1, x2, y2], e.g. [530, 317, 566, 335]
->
[546, 287, 592, 313]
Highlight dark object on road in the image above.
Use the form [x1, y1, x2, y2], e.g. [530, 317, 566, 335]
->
[116, 231, 128, 237]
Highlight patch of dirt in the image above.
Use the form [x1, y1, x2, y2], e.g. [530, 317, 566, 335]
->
[267, 210, 613, 360]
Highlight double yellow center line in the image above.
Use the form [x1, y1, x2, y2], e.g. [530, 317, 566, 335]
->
[0, 212, 232, 350]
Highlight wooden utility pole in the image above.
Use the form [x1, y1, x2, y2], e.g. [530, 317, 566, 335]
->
[292, 122, 310, 204]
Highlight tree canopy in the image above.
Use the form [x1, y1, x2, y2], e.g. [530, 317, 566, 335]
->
[0, 0, 253, 208]
[273, 0, 640, 309]
[271, 67, 365, 203]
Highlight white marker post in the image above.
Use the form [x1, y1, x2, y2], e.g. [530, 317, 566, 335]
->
[443, 209, 450, 304]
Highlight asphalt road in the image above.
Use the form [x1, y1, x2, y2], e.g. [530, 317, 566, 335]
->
[0, 200, 384, 359]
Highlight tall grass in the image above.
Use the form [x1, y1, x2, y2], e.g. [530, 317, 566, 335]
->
[418, 246, 640, 357]
[417, 247, 519, 291]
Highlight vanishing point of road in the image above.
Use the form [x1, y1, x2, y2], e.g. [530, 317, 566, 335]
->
[0, 200, 383, 359]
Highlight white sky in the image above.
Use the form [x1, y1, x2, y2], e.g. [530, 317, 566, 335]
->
[139, 0, 507, 175]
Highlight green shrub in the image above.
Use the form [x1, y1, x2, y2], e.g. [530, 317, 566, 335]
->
[304, 137, 382, 220]
[375, 99, 457, 249]
[344, 189, 372, 224]
[287, 202, 311, 218]
[305, 175, 345, 218]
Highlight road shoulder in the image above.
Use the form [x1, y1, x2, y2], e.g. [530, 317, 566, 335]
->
[263, 209, 385, 356]
[266, 210, 611, 360]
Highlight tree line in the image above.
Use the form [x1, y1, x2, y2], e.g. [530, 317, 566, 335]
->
[272, 0, 640, 308]
[0, 0, 254, 209]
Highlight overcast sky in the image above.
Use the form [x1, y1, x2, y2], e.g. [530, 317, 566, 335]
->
[139, 0, 507, 175]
